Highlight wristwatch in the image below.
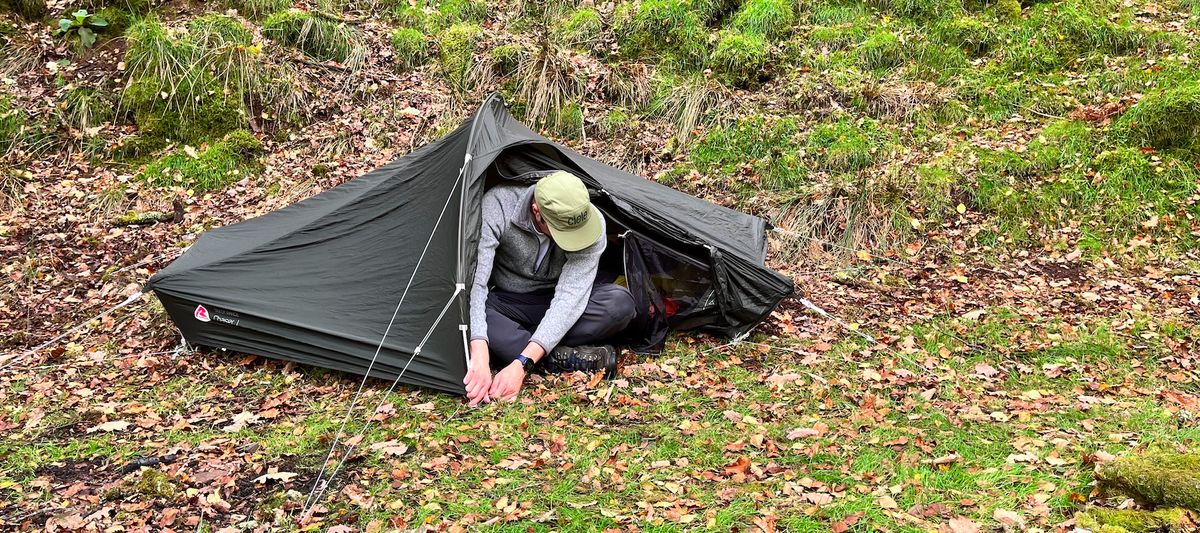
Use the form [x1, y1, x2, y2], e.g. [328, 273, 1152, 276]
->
[514, 354, 534, 373]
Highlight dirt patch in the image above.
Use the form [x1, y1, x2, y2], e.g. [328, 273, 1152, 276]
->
[1036, 261, 1088, 284]
[35, 457, 109, 486]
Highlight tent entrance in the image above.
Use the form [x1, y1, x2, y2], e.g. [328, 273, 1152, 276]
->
[481, 144, 721, 353]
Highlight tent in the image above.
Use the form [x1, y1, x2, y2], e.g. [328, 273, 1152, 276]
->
[147, 94, 794, 394]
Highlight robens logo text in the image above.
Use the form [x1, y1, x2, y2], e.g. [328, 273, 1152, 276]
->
[194, 304, 240, 326]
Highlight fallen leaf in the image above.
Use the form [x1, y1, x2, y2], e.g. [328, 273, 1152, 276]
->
[86, 420, 130, 433]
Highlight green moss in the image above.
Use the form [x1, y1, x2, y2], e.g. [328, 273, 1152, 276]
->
[613, 0, 706, 67]
[975, 143, 1199, 245]
[123, 74, 245, 144]
[930, 15, 996, 56]
[139, 129, 264, 192]
[222, 0, 288, 20]
[552, 101, 584, 139]
[693, 115, 805, 191]
[489, 43, 524, 75]
[94, 6, 131, 35]
[1075, 508, 1196, 533]
[869, 0, 963, 20]
[436, 22, 481, 94]
[555, 7, 601, 46]
[1098, 452, 1200, 509]
[989, 0, 1021, 20]
[809, 24, 867, 51]
[997, 3, 1157, 74]
[860, 30, 904, 70]
[390, 27, 428, 70]
[711, 30, 769, 88]
[106, 468, 179, 500]
[0, 0, 46, 20]
[599, 107, 631, 136]
[264, 9, 357, 63]
[731, 0, 795, 40]
[806, 117, 889, 173]
[1113, 81, 1200, 153]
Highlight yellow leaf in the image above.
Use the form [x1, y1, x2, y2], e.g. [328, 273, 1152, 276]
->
[956, 203, 967, 214]
[856, 250, 871, 261]
[910, 218, 922, 230]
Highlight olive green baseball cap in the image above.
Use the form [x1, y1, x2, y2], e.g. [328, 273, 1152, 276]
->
[534, 171, 602, 252]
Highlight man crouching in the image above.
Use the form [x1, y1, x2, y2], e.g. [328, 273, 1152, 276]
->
[463, 171, 636, 406]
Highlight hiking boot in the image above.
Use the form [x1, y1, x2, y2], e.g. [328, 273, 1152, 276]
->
[543, 345, 618, 378]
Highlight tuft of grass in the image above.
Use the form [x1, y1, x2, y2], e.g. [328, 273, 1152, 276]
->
[512, 36, 586, 133]
[264, 9, 363, 65]
[436, 21, 482, 95]
[731, 0, 795, 40]
[811, 2, 870, 24]
[555, 7, 601, 47]
[0, 0, 46, 20]
[806, 117, 891, 173]
[648, 69, 725, 144]
[222, 0, 289, 20]
[710, 30, 769, 88]
[859, 30, 905, 70]
[1, 93, 57, 159]
[390, 27, 428, 70]
[187, 13, 253, 48]
[138, 129, 264, 192]
[427, 0, 487, 31]
[57, 85, 115, 133]
[1112, 81, 1200, 153]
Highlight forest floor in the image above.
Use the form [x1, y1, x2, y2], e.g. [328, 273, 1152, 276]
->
[2, 0, 1199, 530]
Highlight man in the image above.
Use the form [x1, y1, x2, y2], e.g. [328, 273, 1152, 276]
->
[463, 171, 636, 406]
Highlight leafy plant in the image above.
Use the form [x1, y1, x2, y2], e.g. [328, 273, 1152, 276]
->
[56, 9, 108, 50]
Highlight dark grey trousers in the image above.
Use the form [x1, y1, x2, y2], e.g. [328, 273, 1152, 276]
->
[485, 283, 636, 368]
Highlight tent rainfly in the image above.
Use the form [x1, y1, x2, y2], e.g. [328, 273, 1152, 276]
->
[147, 94, 794, 394]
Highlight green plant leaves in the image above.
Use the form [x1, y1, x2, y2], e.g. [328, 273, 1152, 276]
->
[78, 27, 96, 48]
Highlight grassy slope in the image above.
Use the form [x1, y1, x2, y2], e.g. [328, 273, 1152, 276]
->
[1, 0, 1199, 530]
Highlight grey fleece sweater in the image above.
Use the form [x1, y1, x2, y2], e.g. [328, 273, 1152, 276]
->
[469, 184, 606, 352]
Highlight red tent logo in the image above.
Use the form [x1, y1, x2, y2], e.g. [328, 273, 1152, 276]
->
[194, 304, 211, 322]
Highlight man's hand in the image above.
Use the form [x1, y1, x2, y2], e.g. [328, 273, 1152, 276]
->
[489, 361, 526, 402]
[464, 340, 492, 407]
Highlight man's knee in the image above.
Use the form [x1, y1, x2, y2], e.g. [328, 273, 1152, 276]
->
[589, 284, 637, 331]
[603, 285, 636, 328]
